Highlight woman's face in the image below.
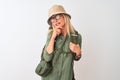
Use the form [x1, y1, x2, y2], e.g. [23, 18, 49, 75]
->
[50, 14, 65, 29]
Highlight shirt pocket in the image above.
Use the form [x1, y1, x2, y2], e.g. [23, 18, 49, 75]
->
[63, 40, 71, 53]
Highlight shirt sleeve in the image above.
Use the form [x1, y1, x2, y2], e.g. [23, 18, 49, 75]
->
[74, 33, 82, 61]
[43, 31, 54, 62]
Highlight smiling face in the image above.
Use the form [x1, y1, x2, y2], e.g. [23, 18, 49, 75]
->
[50, 14, 65, 29]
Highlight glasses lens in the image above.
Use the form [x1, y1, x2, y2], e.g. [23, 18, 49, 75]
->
[50, 18, 54, 23]
[56, 15, 60, 20]
[50, 14, 61, 23]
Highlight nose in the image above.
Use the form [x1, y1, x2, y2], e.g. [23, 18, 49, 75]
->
[53, 19, 58, 23]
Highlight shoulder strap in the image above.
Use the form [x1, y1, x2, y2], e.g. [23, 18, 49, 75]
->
[70, 31, 79, 44]
[40, 45, 46, 60]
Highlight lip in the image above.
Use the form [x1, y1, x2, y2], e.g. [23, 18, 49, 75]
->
[55, 22, 60, 26]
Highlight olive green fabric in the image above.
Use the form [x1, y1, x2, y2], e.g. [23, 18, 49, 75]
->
[42, 31, 82, 80]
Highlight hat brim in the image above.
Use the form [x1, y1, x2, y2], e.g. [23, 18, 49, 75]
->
[47, 13, 71, 25]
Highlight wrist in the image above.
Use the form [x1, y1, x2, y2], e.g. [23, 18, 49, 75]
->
[76, 52, 81, 57]
[51, 35, 56, 40]
[75, 45, 81, 56]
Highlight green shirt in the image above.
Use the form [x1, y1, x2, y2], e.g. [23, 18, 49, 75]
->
[42, 31, 82, 80]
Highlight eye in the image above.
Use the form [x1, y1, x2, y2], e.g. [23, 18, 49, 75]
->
[56, 15, 60, 20]
[50, 18, 54, 23]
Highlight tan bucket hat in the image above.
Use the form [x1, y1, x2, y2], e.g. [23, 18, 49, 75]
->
[47, 4, 71, 25]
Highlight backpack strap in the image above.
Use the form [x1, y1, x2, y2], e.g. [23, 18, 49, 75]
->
[53, 31, 79, 64]
[70, 31, 82, 60]
[70, 31, 79, 44]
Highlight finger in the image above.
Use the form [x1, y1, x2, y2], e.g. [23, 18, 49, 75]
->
[70, 42, 75, 46]
[70, 42, 74, 49]
[56, 28, 61, 35]
[59, 27, 62, 29]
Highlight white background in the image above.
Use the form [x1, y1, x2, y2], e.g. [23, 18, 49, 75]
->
[0, 0, 120, 80]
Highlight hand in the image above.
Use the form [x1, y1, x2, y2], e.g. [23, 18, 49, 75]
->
[69, 42, 82, 56]
[51, 27, 62, 39]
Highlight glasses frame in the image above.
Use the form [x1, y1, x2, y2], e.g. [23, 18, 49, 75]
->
[50, 14, 63, 23]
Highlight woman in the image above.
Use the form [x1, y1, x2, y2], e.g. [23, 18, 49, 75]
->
[42, 4, 82, 80]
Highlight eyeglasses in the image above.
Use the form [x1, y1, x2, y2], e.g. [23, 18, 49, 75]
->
[50, 14, 62, 23]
